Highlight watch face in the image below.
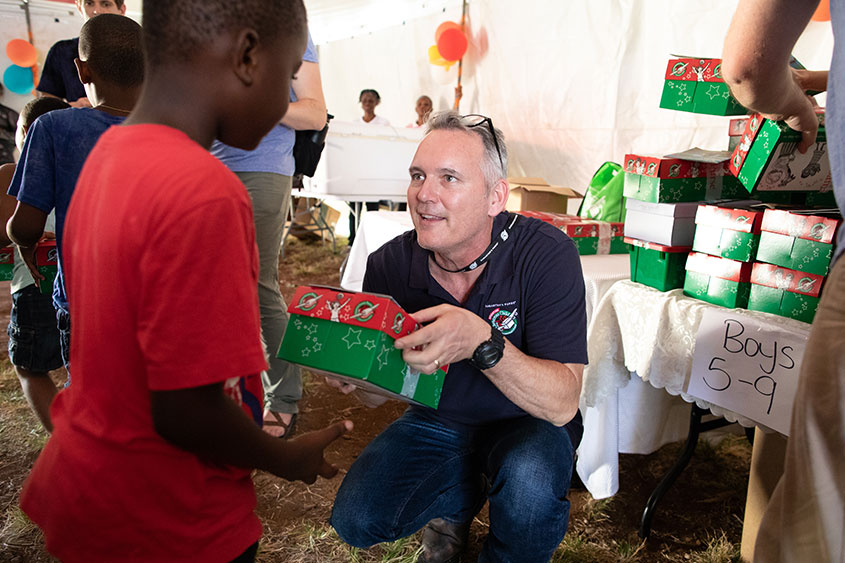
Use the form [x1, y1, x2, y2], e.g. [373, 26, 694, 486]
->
[472, 327, 505, 370]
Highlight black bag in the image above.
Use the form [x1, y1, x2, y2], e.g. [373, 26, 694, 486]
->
[293, 112, 333, 177]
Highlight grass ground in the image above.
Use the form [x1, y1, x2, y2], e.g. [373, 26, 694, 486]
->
[0, 236, 750, 562]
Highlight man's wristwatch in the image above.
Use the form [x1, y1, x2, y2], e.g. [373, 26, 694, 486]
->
[469, 326, 505, 370]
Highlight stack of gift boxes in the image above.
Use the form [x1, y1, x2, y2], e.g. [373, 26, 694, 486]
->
[517, 211, 627, 255]
[0, 240, 57, 294]
[620, 55, 841, 323]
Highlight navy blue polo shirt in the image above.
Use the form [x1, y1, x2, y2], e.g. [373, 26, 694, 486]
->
[363, 212, 587, 443]
[37, 38, 87, 103]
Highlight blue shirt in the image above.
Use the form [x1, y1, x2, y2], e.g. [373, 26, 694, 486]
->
[210, 34, 319, 175]
[8, 107, 125, 312]
[828, 0, 845, 264]
[37, 38, 87, 103]
[363, 212, 587, 443]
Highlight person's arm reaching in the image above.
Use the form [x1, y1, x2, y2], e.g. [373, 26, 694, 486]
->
[722, 0, 821, 151]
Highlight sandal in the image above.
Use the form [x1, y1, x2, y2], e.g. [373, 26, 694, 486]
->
[263, 410, 298, 439]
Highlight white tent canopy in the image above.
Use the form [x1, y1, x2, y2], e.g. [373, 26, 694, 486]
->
[1, 0, 835, 192]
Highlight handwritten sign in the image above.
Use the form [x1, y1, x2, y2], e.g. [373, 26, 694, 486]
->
[688, 308, 809, 435]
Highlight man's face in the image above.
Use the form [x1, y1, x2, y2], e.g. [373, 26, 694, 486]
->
[407, 129, 498, 258]
[416, 96, 432, 118]
[77, 0, 126, 20]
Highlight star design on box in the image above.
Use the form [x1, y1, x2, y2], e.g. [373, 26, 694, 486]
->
[705, 84, 721, 100]
[364, 339, 376, 350]
[376, 344, 391, 369]
[293, 318, 302, 330]
[342, 327, 362, 349]
[312, 341, 323, 352]
[306, 323, 318, 336]
[301, 347, 311, 357]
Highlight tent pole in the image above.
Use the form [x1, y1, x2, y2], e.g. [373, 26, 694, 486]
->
[453, 0, 468, 111]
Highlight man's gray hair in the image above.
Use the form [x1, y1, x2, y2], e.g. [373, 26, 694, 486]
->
[425, 110, 508, 189]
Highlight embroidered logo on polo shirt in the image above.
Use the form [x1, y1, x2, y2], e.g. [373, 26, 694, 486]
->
[488, 307, 518, 335]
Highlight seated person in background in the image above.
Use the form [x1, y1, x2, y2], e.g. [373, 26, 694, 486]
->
[330, 111, 587, 563]
[408, 95, 432, 128]
[37, 0, 127, 107]
[7, 13, 144, 369]
[19, 1, 351, 561]
[357, 88, 390, 125]
[0, 97, 69, 433]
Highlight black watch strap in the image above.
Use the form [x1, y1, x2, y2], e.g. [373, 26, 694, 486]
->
[469, 325, 505, 371]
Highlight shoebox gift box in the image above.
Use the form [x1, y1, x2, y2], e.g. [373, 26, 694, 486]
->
[684, 252, 753, 309]
[278, 285, 448, 408]
[748, 263, 824, 324]
[623, 149, 743, 203]
[624, 199, 699, 247]
[0, 247, 13, 281]
[756, 208, 841, 276]
[728, 118, 749, 151]
[692, 203, 765, 262]
[518, 211, 628, 254]
[729, 112, 831, 193]
[659, 57, 747, 116]
[506, 177, 582, 214]
[34, 240, 58, 294]
[626, 237, 691, 291]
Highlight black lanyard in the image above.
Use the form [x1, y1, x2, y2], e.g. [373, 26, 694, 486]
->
[431, 213, 521, 273]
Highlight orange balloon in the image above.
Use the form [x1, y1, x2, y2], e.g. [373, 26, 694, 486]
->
[6, 39, 37, 68]
[436, 28, 468, 61]
[812, 0, 830, 21]
[435, 21, 461, 42]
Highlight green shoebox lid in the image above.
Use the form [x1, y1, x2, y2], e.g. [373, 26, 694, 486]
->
[659, 57, 747, 116]
[278, 285, 448, 408]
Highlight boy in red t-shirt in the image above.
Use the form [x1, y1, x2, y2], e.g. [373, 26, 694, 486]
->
[19, 1, 351, 562]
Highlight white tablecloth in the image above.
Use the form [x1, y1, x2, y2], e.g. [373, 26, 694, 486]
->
[338, 211, 686, 499]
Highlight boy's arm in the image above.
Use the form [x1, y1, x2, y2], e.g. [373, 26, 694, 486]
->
[7, 202, 49, 282]
[0, 164, 16, 247]
[151, 382, 352, 484]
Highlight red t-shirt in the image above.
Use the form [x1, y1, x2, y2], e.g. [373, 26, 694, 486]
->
[20, 125, 268, 562]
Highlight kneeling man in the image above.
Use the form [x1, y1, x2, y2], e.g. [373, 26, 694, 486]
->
[330, 111, 587, 563]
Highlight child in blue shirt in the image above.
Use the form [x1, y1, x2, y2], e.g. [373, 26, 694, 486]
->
[0, 97, 69, 432]
[7, 13, 144, 367]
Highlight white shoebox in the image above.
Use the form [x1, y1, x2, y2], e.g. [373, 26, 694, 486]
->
[624, 199, 700, 247]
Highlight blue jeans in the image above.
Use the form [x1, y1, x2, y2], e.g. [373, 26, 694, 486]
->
[331, 408, 578, 562]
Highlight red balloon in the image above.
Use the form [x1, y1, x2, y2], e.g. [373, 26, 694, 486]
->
[435, 21, 461, 42]
[436, 28, 467, 62]
[6, 39, 37, 68]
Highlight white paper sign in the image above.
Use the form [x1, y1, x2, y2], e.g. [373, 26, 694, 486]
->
[688, 309, 809, 435]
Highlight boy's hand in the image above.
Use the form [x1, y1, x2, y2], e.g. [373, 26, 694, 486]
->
[275, 421, 352, 483]
[18, 244, 44, 284]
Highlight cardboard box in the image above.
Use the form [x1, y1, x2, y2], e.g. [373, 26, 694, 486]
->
[34, 240, 58, 295]
[623, 149, 743, 203]
[729, 112, 832, 193]
[659, 57, 747, 116]
[748, 263, 823, 323]
[278, 285, 447, 408]
[692, 204, 765, 262]
[684, 252, 753, 308]
[0, 246, 13, 282]
[756, 209, 841, 276]
[506, 177, 582, 213]
[626, 237, 691, 291]
[624, 199, 699, 247]
[518, 211, 628, 254]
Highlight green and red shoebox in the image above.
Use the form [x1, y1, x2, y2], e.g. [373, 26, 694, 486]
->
[748, 263, 823, 324]
[692, 203, 765, 263]
[35, 240, 58, 294]
[728, 118, 748, 152]
[756, 208, 841, 276]
[625, 237, 690, 291]
[684, 252, 753, 308]
[518, 211, 628, 254]
[659, 57, 747, 116]
[0, 246, 13, 281]
[277, 285, 447, 408]
[729, 112, 832, 193]
[623, 149, 743, 203]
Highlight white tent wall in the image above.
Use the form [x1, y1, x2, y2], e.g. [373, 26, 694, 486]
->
[318, 0, 834, 195]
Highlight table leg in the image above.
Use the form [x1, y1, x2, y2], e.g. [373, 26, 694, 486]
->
[638, 404, 733, 539]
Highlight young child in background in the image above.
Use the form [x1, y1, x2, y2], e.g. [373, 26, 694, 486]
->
[0, 97, 69, 432]
[20, 1, 351, 561]
[7, 13, 144, 369]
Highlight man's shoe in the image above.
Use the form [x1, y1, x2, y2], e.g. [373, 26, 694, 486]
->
[417, 518, 470, 563]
